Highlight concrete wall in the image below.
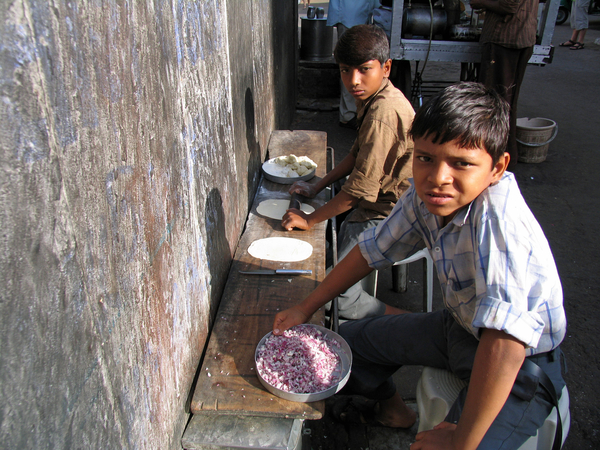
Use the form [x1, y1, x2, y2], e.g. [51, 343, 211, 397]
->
[0, 1, 296, 448]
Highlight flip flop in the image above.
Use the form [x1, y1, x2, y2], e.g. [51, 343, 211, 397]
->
[559, 39, 576, 47]
[570, 42, 585, 50]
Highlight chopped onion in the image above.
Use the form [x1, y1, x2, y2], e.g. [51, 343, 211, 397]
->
[256, 325, 342, 394]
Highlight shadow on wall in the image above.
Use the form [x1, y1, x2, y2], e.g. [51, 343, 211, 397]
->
[204, 188, 232, 321]
[245, 87, 262, 212]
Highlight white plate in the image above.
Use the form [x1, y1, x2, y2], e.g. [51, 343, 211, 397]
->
[247, 237, 313, 262]
[262, 158, 316, 185]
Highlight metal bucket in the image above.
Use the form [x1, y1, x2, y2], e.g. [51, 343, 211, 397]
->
[516, 117, 558, 163]
[300, 18, 333, 61]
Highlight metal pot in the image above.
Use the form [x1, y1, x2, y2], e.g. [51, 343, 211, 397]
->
[402, 5, 447, 38]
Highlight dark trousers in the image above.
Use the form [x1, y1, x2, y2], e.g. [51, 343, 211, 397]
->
[339, 310, 566, 449]
[479, 43, 534, 168]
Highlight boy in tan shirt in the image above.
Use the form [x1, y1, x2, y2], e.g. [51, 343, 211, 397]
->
[282, 25, 414, 319]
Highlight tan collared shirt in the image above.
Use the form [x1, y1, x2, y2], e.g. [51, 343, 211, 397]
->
[479, 0, 540, 49]
[342, 78, 414, 222]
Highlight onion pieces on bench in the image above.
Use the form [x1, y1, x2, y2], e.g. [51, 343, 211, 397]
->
[256, 324, 342, 394]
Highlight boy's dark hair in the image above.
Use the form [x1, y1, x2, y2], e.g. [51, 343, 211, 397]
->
[409, 82, 510, 163]
[334, 24, 390, 66]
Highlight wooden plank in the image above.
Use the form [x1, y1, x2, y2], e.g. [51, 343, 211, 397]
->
[190, 131, 330, 419]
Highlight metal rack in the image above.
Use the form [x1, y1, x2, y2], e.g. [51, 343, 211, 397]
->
[389, 0, 560, 65]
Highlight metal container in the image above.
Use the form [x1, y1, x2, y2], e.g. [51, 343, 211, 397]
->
[255, 325, 352, 403]
[402, 5, 447, 37]
[516, 117, 558, 163]
[300, 17, 333, 61]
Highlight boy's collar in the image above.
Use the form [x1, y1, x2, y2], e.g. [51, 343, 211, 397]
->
[356, 79, 391, 128]
[447, 204, 472, 227]
[357, 78, 390, 108]
[435, 174, 510, 227]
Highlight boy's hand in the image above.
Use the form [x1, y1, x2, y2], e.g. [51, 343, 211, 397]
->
[412, 422, 458, 450]
[289, 181, 317, 198]
[282, 209, 311, 231]
[273, 307, 311, 335]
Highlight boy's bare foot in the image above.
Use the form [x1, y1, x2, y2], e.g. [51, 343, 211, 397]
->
[374, 392, 417, 428]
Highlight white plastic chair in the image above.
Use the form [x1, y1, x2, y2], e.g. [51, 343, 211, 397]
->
[416, 366, 571, 449]
[365, 248, 434, 313]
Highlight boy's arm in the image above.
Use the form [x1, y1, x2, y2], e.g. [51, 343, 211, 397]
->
[290, 152, 357, 198]
[282, 153, 360, 231]
[272, 245, 372, 334]
[282, 189, 359, 231]
[413, 328, 526, 450]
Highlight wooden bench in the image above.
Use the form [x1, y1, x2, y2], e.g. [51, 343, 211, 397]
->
[182, 130, 330, 450]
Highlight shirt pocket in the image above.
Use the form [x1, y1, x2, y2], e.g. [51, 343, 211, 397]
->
[443, 265, 477, 325]
[444, 260, 476, 299]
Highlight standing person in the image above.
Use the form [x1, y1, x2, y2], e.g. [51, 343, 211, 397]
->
[282, 25, 414, 320]
[274, 82, 567, 450]
[560, 0, 589, 50]
[327, 0, 381, 129]
[471, 0, 538, 168]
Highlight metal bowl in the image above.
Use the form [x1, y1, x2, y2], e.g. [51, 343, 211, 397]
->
[262, 157, 316, 185]
[255, 324, 352, 402]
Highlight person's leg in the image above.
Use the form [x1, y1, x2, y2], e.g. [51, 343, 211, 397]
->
[571, 28, 587, 48]
[573, 0, 591, 35]
[479, 43, 532, 168]
[339, 311, 457, 426]
[507, 46, 533, 166]
[560, 28, 578, 45]
[335, 24, 358, 125]
[331, 218, 406, 319]
[339, 86, 358, 125]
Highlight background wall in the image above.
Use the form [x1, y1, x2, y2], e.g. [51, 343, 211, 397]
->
[0, 1, 296, 448]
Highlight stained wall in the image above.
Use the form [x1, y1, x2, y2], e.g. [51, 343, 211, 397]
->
[0, 1, 296, 448]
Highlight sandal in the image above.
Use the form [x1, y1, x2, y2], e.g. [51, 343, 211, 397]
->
[559, 39, 576, 47]
[570, 42, 585, 50]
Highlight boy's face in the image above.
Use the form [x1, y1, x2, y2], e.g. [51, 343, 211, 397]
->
[413, 136, 509, 225]
[339, 59, 391, 102]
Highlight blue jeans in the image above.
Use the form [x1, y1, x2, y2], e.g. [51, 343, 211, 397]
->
[339, 310, 566, 449]
[328, 218, 388, 319]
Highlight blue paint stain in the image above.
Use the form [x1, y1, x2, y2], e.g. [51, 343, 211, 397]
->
[149, 219, 176, 267]
[28, 2, 78, 147]
[105, 166, 134, 243]
[172, 0, 225, 67]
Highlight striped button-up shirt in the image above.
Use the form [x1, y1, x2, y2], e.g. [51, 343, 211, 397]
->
[358, 172, 566, 356]
[479, 0, 540, 49]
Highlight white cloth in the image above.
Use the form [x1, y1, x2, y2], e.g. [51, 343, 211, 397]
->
[358, 172, 566, 356]
[571, 0, 590, 30]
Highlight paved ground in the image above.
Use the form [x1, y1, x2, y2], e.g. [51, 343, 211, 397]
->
[293, 10, 600, 450]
